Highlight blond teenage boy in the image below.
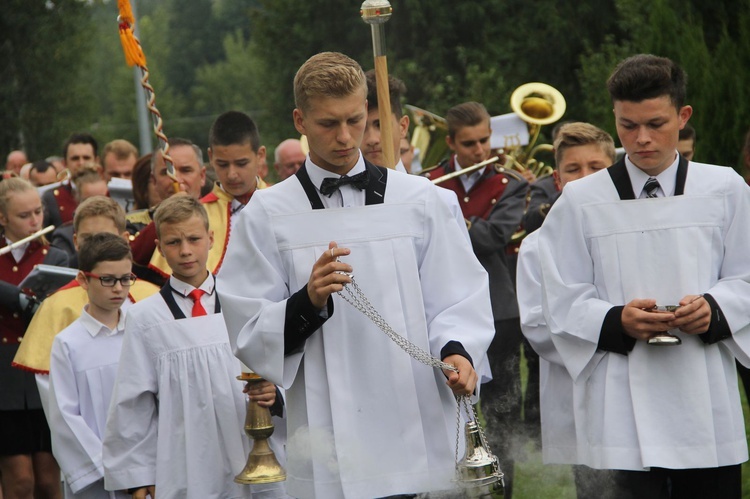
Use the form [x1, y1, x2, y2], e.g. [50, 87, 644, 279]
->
[103, 196, 283, 499]
[218, 52, 493, 498]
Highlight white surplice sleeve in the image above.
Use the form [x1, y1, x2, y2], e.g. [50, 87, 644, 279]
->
[103, 312, 159, 491]
[517, 233, 563, 366]
[49, 334, 104, 493]
[536, 187, 615, 382]
[416, 183, 494, 377]
[703, 172, 750, 365]
[219, 196, 295, 388]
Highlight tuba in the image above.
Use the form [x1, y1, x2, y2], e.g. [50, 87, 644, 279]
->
[406, 105, 449, 176]
[505, 82, 566, 179]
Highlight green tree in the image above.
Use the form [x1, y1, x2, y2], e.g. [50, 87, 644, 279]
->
[0, 0, 96, 160]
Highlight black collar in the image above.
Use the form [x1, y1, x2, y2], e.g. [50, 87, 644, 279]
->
[295, 159, 388, 210]
[607, 154, 688, 200]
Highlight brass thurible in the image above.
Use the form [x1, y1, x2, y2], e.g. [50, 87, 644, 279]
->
[234, 372, 286, 484]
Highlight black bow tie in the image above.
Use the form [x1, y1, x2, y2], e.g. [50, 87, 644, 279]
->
[319, 170, 370, 197]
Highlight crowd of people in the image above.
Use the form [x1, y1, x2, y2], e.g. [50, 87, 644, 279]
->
[1, 51, 750, 499]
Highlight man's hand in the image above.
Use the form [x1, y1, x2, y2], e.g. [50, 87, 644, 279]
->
[244, 380, 277, 408]
[442, 354, 478, 396]
[131, 486, 155, 498]
[307, 242, 353, 309]
[669, 295, 710, 334]
[621, 298, 675, 341]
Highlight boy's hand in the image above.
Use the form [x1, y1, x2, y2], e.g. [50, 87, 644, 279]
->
[668, 295, 710, 334]
[244, 380, 277, 408]
[307, 242, 352, 309]
[621, 298, 675, 341]
[442, 354, 478, 396]
[131, 486, 155, 498]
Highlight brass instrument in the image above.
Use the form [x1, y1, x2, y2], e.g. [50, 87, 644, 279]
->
[406, 105, 449, 175]
[506, 82, 566, 179]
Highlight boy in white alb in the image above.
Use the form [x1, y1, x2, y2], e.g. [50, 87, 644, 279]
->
[218, 52, 494, 499]
[48, 232, 135, 498]
[535, 54, 750, 497]
[102, 196, 285, 499]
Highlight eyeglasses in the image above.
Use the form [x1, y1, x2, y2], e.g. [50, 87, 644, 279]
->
[83, 271, 137, 287]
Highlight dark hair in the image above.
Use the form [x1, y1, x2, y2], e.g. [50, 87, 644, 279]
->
[679, 123, 696, 142]
[446, 102, 490, 139]
[607, 54, 687, 109]
[30, 160, 53, 175]
[209, 111, 261, 151]
[63, 133, 98, 159]
[131, 153, 153, 210]
[78, 232, 132, 273]
[365, 70, 406, 118]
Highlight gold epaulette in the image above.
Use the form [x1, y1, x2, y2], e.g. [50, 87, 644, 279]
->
[126, 209, 152, 225]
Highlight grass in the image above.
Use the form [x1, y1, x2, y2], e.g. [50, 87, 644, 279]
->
[499, 347, 750, 498]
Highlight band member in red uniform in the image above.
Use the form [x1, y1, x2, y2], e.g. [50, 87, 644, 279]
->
[0, 178, 68, 498]
[42, 133, 99, 230]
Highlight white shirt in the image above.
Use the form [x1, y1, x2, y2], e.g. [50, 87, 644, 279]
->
[4, 236, 29, 263]
[455, 156, 486, 192]
[625, 152, 679, 198]
[49, 307, 128, 498]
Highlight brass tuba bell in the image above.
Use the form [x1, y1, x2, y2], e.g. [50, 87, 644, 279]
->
[234, 372, 286, 484]
[510, 82, 566, 126]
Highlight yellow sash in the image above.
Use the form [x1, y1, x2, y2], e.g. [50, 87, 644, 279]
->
[12, 279, 159, 373]
[147, 180, 267, 277]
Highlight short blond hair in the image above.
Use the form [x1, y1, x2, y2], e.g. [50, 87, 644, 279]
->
[153, 195, 209, 238]
[102, 139, 138, 161]
[74, 196, 127, 234]
[294, 52, 366, 113]
[553, 122, 616, 166]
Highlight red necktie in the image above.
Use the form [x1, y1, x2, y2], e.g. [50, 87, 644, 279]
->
[188, 289, 207, 317]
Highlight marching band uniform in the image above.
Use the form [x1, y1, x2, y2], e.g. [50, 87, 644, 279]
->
[48, 307, 130, 499]
[521, 174, 559, 234]
[535, 156, 750, 473]
[0, 237, 67, 456]
[42, 182, 78, 229]
[103, 274, 285, 499]
[218, 158, 494, 498]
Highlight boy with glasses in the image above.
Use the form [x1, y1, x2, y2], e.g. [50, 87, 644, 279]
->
[48, 232, 135, 498]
